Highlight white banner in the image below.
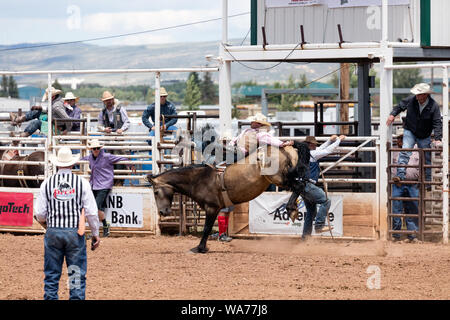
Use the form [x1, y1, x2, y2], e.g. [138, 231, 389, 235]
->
[325, 0, 409, 8]
[249, 192, 343, 236]
[104, 192, 144, 228]
[266, 0, 322, 8]
[266, 0, 409, 8]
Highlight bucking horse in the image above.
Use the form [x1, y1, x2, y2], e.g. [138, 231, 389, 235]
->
[147, 132, 310, 253]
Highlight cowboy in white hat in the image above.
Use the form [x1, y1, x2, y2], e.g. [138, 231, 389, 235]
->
[36, 146, 100, 299]
[80, 139, 136, 237]
[62, 92, 82, 132]
[97, 91, 130, 135]
[229, 113, 293, 158]
[386, 82, 442, 186]
[142, 87, 178, 144]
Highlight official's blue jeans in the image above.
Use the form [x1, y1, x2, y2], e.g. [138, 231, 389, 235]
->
[392, 184, 419, 240]
[396, 129, 431, 181]
[301, 182, 331, 237]
[44, 228, 87, 300]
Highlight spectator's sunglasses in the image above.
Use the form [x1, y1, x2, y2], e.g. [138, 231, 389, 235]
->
[92, 147, 101, 151]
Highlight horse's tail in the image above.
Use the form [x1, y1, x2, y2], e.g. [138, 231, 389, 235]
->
[284, 141, 310, 193]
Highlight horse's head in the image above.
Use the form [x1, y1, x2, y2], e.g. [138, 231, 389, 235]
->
[147, 174, 174, 216]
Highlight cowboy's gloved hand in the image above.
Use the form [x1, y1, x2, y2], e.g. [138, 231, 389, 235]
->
[433, 140, 442, 148]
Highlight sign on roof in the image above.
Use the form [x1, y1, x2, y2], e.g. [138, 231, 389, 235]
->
[266, 0, 409, 8]
[326, 0, 409, 8]
[266, 0, 321, 7]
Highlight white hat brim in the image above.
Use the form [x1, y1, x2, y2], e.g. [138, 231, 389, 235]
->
[49, 154, 80, 167]
[411, 88, 432, 95]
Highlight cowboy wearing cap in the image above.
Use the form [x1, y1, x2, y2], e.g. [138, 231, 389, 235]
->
[142, 87, 178, 144]
[10, 86, 73, 137]
[386, 83, 442, 185]
[229, 113, 293, 162]
[35, 146, 100, 300]
[80, 139, 136, 237]
[97, 91, 130, 134]
[391, 131, 420, 243]
[299, 134, 345, 238]
[62, 92, 82, 132]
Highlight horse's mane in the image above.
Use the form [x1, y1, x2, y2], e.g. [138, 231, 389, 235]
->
[284, 141, 310, 192]
[149, 164, 212, 180]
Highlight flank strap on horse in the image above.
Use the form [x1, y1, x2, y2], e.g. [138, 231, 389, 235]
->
[217, 169, 234, 208]
[17, 154, 31, 188]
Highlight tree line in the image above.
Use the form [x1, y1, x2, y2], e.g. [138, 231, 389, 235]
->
[0, 75, 19, 98]
[52, 72, 218, 109]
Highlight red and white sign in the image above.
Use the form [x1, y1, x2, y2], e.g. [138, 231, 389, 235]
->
[0, 192, 34, 227]
[266, 0, 321, 8]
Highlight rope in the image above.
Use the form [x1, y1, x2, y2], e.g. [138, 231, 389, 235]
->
[320, 169, 334, 241]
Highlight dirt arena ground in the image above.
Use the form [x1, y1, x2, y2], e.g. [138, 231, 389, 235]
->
[0, 232, 449, 300]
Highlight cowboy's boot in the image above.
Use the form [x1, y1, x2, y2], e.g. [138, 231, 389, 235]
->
[10, 113, 26, 126]
[15, 115, 27, 125]
[11, 132, 30, 146]
[9, 112, 17, 125]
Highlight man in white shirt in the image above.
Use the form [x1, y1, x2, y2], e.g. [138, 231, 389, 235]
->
[36, 147, 100, 300]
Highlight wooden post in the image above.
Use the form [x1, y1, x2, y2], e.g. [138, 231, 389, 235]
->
[340, 63, 350, 135]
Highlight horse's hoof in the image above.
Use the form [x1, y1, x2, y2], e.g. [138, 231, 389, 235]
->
[289, 211, 298, 223]
[190, 246, 209, 254]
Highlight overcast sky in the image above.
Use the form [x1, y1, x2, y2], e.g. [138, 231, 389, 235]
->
[0, 0, 250, 46]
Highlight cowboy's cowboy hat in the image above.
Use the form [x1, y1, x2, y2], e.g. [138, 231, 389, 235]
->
[63, 92, 79, 102]
[304, 136, 319, 145]
[160, 87, 168, 97]
[87, 139, 104, 149]
[410, 83, 433, 95]
[49, 146, 80, 167]
[42, 87, 63, 102]
[250, 113, 271, 127]
[101, 91, 115, 101]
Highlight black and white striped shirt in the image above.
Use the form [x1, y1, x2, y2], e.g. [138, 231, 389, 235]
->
[36, 169, 100, 236]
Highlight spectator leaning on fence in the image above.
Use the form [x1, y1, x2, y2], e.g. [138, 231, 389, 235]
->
[392, 132, 420, 243]
[97, 91, 130, 134]
[35, 146, 100, 300]
[62, 92, 82, 133]
[386, 83, 442, 187]
[142, 87, 178, 145]
[80, 139, 136, 237]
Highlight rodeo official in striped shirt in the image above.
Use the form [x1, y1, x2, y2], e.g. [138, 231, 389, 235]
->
[36, 146, 100, 300]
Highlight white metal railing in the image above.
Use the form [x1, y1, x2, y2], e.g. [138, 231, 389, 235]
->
[277, 136, 379, 185]
[0, 136, 48, 183]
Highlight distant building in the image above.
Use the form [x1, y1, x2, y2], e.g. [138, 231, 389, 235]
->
[18, 86, 43, 100]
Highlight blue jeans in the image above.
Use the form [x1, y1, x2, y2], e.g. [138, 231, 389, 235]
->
[24, 119, 42, 135]
[25, 109, 41, 121]
[144, 126, 177, 171]
[147, 125, 177, 145]
[301, 182, 331, 237]
[44, 228, 87, 300]
[397, 129, 431, 181]
[392, 184, 419, 240]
